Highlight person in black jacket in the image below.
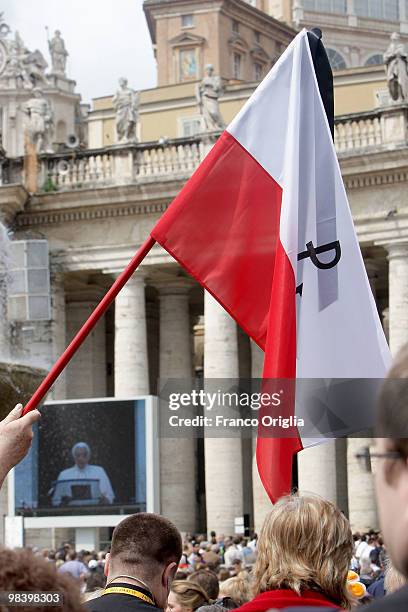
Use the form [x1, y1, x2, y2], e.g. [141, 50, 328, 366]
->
[363, 344, 408, 611]
[86, 513, 182, 612]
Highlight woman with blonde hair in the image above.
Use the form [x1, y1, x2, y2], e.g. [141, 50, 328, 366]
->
[236, 494, 354, 611]
[219, 574, 251, 606]
[167, 580, 211, 612]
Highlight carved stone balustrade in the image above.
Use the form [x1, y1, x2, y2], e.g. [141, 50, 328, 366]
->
[2, 104, 408, 192]
[35, 136, 208, 192]
[335, 112, 383, 153]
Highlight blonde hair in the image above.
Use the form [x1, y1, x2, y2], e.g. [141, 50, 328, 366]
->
[171, 580, 210, 610]
[253, 494, 353, 609]
[219, 574, 251, 606]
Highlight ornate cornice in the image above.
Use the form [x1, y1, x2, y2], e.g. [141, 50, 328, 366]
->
[343, 168, 408, 190]
[169, 32, 206, 47]
[13, 180, 186, 227]
[51, 242, 175, 273]
[16, 200, 170, 227]
[353, 209, 408, 245]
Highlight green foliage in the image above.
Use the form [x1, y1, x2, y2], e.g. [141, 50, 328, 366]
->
[42, 177, 58, 192]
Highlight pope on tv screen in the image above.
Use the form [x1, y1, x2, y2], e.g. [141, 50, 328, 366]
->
[14, 399, 148, 516]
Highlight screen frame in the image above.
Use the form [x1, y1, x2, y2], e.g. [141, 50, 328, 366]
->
[7, 395, 160, 529]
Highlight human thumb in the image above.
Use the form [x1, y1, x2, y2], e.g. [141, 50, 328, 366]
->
[2, 404, 23, 424]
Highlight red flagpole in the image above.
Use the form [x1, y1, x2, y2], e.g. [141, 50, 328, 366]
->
[22, 236, 156, 415]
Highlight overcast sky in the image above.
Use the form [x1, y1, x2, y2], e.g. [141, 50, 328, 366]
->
[2, 0, 157, 104]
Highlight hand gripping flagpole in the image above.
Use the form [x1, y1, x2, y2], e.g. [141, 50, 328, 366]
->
[22, 236, 156, 415]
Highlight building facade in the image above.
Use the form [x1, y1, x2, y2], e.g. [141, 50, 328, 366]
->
[0, 1, 407, 547]
[265, 0, 408, 69]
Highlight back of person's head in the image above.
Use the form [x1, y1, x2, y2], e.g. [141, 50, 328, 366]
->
[253, 494, 353, 609]
[86, 569, 106, 593]
[375, 344, 408, 577]
[109, 512, 182, 576]
[217, 568, 230, 583]
[232, 537, 241, 546]
[0, 548, 83, 612]
[188, 570, 219, 600]
[170, 580, 210, 611]
[218, 575, 250, 606]
[196, 605, 228, 612]
[68, 551, 77, 561]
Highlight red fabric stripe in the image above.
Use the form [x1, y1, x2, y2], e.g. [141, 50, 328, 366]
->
[257, 241, 301, 503]
[151, 130, 300, 503]
[151, 131, 282, 349]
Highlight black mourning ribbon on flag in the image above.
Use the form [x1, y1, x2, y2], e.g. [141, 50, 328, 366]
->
[295, 30, 339, 310]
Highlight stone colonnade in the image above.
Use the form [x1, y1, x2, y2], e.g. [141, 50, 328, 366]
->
[27, 243, 404, 536]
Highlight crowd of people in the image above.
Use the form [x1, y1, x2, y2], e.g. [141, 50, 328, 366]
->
[0, 503, 404, 611]
[2, 347, 408, 610]
[21, 527, 403, 607]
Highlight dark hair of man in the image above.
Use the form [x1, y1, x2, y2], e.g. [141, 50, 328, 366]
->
[68, 551, 77, 561]
[376, 344, 408, 457]
[188, 570, 220, 600]
[110, 513, 182, 572]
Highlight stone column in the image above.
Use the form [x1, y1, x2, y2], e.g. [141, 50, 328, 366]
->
[65, 289, 106, 399]
[157, 281, 197, 532]
[387, 243, 408, 355]
[114, 272, 149, 397]
[250, 341, 271, 532]
[347, 438, 378, 530]
[346, 259, 378, 530]
[297, 439, 348, 514]
[204, 292, 243, 534]
[382, 307, 389, 343]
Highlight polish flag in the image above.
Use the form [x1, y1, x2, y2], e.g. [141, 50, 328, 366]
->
[151, 30, 391, 502]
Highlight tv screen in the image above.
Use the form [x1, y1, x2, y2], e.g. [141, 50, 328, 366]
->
[14, 399, 150, 516]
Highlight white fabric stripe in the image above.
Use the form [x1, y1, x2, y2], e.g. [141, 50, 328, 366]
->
[227, 30, 391, 447]
[227, 31, 303, 191]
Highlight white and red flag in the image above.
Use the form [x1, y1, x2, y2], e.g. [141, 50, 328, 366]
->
[153, 30, 391, 501]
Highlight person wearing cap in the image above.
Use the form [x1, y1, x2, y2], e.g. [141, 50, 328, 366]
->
[52, 441, 114, 506]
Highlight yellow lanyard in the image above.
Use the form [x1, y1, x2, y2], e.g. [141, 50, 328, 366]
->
[102, 586, 155, 606]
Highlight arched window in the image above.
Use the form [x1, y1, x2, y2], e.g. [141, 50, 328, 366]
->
[365, 53, 384, 66]
[326, 48, 347, 70]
